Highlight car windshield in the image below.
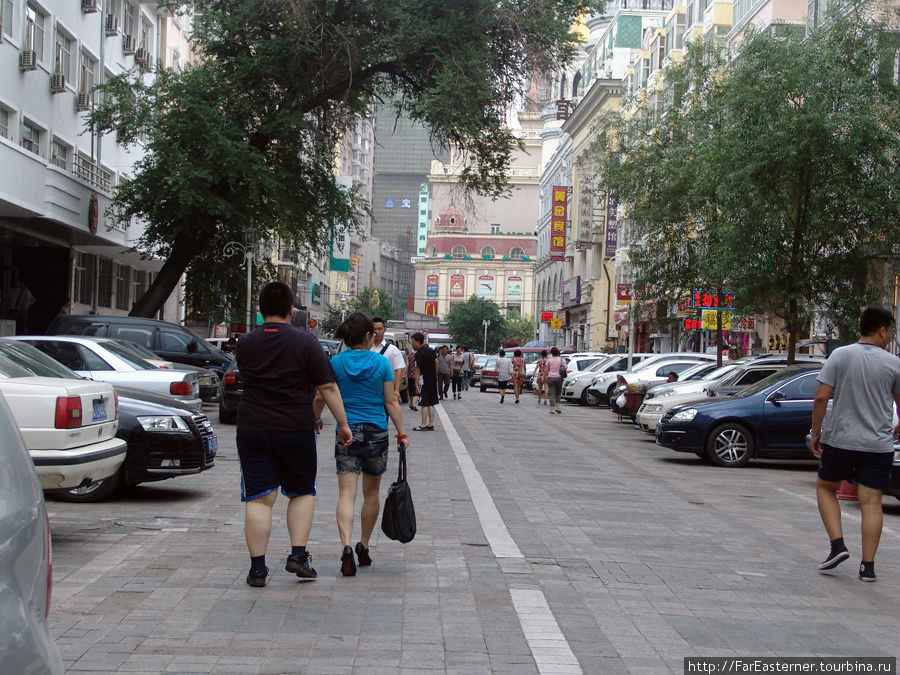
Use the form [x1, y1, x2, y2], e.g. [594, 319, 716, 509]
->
[0, 341, 77, 378]
[679, 363, 718, 380]
[100, 341, 156, 370]
[522, 352, 543, 364]
[0, 352, 38, 378]
[734, 368, 819, 398]
[484, 359, 497, 369]
[702, 364, 738, 381]
[117, 340, 163, 362]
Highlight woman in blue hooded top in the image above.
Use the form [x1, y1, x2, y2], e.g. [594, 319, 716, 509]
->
[314, 312, 409, 577]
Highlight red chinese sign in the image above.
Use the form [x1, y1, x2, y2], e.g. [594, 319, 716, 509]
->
[732, 316, 756, 331]
[616, 284, 631, 303]
[683, 317, 702, 331]
[550, 186, 568, 262]
[540, 311, 554, 323]
[555, 100, 574, 120]
[692, 290, 735, 310]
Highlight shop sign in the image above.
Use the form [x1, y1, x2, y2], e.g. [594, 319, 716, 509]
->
[562, 276, 581, 308]
[605, 192, 618, 258]
[426, 274, 439, 298]
[506, 276, 523, 301]
[702, 309, 732, 330]
[450, 274, 465, 298]
[550, 318, 563, 329]
[692, 290, 735, 310]
[424, 301, 438, 316]
[576, 189, 592, 250]
[732, 316, 756, 331]
[477, 275, 495, 299]
[677, 296, 693, 312]
[616, 283, 631, 303]
[683, 316, 702, 331]
[614, 308, 629, 325]
[550, 186, 568, 262]
[540, 311, 554, 323]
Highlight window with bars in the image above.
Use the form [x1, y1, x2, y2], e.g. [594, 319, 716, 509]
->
[51, 139, 67, 168]
[0, 108, 9, 139]
[21, 122, 41, 155]
[81, 52, 97, 98]
[123, 1, 135, 37]
[131, 269, 147, 305]
[74, 252, 95, 305]
[98, 258, 113, 307]
[55, 27, 72, 80]
[26, 4, 45, 60]
[510, 247, 525, 260]
[115, 264, 130, 310]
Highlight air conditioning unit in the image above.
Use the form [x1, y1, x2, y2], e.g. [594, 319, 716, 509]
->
[105, 14, 119, 35]
[134, 47, 148, 65]
[122, 35, 135, 54]
[50, 73, 66, 93]
[81, 0, 99, 13]
[19, 50, 37, 71]
[76, 92, 92, 111]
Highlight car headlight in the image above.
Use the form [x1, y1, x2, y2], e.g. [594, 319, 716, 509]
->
[137, 415, 190, 432]
[643, 404, 662, 413]
[670, 408, 698, 422]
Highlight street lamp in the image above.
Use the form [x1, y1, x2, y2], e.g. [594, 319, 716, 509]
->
[482, 319, 490, 354]
[223, 228, 258, 331]
[340, 294, 348, 322]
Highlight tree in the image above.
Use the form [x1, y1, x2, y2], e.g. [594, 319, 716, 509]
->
[318, 287, 397, 337]
[505, 311, 538, 346]
[445, 296, 507, 352]
[90, 0, 601, 317]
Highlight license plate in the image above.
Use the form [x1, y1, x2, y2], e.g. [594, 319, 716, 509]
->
[92, 399, 107, 422]
[207, 436, 217, 454]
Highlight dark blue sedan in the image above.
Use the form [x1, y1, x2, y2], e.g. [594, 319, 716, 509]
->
[656, 366, 821, 467]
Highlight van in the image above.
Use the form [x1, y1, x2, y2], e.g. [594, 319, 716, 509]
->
[46, 314, 232, 378]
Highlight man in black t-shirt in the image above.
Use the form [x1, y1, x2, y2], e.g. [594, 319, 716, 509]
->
[236, 282, 352, 588]
[411, 332, 439, 431]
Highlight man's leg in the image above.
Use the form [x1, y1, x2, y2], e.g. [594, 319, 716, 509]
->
[816, 478, 843, 540]
[245, 490, 278, 556]
[286, 494, 316, 547]
[359, 474, 382, 548]
[857, 484, 884, 563]
[336, 473, 359, 547]
[426, 405, 435, 427]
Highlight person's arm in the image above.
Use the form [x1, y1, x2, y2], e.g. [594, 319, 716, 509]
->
[434, 357, 439, 377]
[893, 392, 900, 441]
[810, 382, 834, 457]
[384, 381, 409, 450]
[315, 381, 353, 446]
[312, 390, 326, 429]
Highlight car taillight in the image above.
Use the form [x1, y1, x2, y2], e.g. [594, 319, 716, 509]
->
[224, 371, 237, 385]
[170, 381, 192, 396]
[45, 512, 52, 620]
[54, 396, 82, 429]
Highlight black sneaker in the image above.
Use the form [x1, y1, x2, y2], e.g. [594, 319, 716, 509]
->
[340, 546, 356, 576]
[285, 553, 317, 580]
[859, 562, 876, 582]
[355, 542, 372, 567]
[246, 567, 268, 587]
[818, 547, 850, 571]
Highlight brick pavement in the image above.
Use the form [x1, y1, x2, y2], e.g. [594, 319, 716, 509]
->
[46, 389, 900, 673]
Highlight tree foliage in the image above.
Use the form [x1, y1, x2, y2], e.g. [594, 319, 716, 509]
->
[505, 311, 538, 346]
[445, 296, 507, 352]
[91, 0, 602, 317]
[318, 287, 397, 337]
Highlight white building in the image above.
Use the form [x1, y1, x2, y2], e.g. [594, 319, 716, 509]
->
[0, 0, 173, 334]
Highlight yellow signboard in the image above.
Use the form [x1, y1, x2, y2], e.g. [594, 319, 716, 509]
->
[550, 318, 563, 329]
[702, 310, 732, 330]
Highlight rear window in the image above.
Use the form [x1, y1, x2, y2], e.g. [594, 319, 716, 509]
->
[0, 352, 40, 378]
[101, 341, 155, 370]
[0, 341, 79, 378]
[53, 318, 107, 336]
[109, 325, 155, 349]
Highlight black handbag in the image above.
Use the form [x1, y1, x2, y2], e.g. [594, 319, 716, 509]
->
[381, 447, 416, 543]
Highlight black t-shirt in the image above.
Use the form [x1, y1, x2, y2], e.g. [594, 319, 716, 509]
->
[236, 323, 335, 431]
[415, 345, 437, 384]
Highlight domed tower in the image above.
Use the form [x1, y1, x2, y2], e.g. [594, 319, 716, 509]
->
[433, 204, 467, 233]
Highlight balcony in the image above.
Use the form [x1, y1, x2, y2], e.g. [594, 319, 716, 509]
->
[72, 154, 112, 193]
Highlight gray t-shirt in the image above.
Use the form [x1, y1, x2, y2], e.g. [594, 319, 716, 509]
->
[817, 342, 900, 453]
[496, 357, 512, 381]
[437, 353, 452, 375]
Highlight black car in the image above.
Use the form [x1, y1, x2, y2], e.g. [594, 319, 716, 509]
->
[656, 366, 821, 467]
[218, 359, 241, 423]
[0, 339, 217, 502]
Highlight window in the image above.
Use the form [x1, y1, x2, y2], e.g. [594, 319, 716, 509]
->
[510, 247, 524, 260]
[97, 258, 113, 307]
[131, 269, 147, 304]
[481, 246, 495, 258]
[0, 108, 9, 139]
[775, 373, 819, 400]
[55, 27, 72, 80]
[490, 224, 500, 235]
[81, 51, 97, 98]
[77, 345, 113, 371]
[451, 245, 466, 259]
[2, 0, 14, 38]
[33, 341, 87, 371]
[736, 368, 777, 386]
[123, 1, 135, 37]
[115, 264, 130, 310]
[109, 325, 153, 349]
[26, 4, 45, 60]
[50, 139, 67, 168]
[74, 252, 94, 305]
[21, 122, 41, 155]
[140, 17, 151, 50]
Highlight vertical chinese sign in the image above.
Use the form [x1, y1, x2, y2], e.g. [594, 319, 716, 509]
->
[426, 274, 439, 298]
[449, 274, 465, 298]
[604, 191, 618, 259]
[550, 186, 567, 262]
[576, 188, 592, 250]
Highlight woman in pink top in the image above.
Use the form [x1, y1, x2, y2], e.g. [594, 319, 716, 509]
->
[545, 346, 568, 414]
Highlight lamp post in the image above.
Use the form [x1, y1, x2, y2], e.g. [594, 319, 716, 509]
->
[482, 319, 490, 354]
[340, 294, 348, 322]
[223, 228, 258, 331]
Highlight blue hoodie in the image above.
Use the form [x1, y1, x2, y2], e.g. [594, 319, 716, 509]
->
[330, 349, 394, 428]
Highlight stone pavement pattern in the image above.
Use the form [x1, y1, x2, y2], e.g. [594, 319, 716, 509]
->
[46, 390, 900, 673]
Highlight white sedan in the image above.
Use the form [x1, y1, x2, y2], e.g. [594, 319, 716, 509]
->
[13, 336, 202, 408]
[0, 349, 126, 491]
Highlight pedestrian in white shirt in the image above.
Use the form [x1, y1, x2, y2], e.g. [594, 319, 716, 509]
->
[371, 318, 405, 403]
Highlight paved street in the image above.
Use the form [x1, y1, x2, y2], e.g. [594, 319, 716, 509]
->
[47, 390, 900, 674]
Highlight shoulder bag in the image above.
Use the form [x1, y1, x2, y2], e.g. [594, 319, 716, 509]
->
[381, 447, 416, 543]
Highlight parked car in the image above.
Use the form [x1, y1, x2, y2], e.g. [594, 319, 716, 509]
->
[562, 353, 653, 405]
[0, 341, 126, 493]
[656, 366, 822, 467]
[319, 339, 341, 357]
[13, 336, 202, 408]
[218, 359, 241, 424]
[46, 314, 233, 380]
[0, 340, 216, 502]
[479, 357, 500, 391]
[471, 354, 490, 385]
[588, 352, 717, 406]
[612, 360, 722, 405]
[529, 352, 607, 391]
[0, 392, 63, 675]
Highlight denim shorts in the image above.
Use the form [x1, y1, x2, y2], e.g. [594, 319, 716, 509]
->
[336, 423, 389, 476]
[818, 443, 893, 491]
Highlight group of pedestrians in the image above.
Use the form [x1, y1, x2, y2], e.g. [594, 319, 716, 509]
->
[435, 345, 474, 400]
[234, 282, 410, 587]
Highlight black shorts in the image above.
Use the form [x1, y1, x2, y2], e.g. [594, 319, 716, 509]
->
[237, 428, 318, 501]
[498, 380, 510, 389]
[818, 443, 893, 492]
[419, 379, 439, 407]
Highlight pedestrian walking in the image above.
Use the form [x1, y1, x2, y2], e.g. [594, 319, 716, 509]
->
[509, 349, 526, 404]
[811, 307, 900, 582]
[406, 349, 419, 411]
[462, 346, 474, 391]
[496, 349, 512, 404]
[451, 345, 465, 400]
[412, 333, 439, 431]
[235, 282, 352, 588]
[437, 345, 452, 400]
[535, 350, 549, 405]
[315, 313, 409, 577]
[545, 347, 568, 414]
[371, 316, 405, 404]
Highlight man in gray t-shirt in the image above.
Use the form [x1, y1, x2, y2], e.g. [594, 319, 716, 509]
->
[496, 349, 512, 404]
[810, 306, 900, 582]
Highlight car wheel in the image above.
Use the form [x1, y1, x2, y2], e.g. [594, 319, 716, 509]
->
[219, 402, 236, 424]
[579, 389, 589, 405]
[585, 389, 601, 406]
[54, 465, 124, 503]
[606, 384, 617, 407]
[705, 423, 754, 467]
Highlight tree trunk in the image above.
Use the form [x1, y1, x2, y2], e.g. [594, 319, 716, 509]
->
[786, 298, 798, 365]
[129, 235, 203, 318]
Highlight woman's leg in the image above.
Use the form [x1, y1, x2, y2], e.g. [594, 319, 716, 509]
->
[359, 474, 382, 548]
[514, 381, 522, 401]
[336, 472, 359, 547]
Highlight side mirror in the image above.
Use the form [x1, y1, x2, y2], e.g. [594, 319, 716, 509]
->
[768, 391, 786, 406]
[187, 340, 198, 354]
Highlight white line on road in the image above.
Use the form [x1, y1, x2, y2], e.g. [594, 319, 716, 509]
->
[435, 405, 583, 675]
